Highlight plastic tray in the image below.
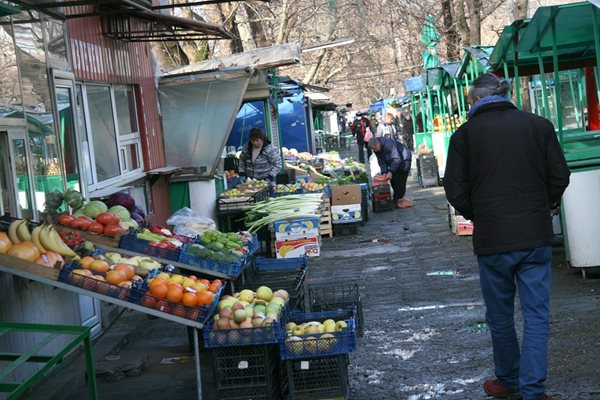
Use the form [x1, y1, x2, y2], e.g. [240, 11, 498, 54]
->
[279, 309, 357, 360]
[307, 282, 364, 336]
[282, 354, 349, 400]
[118, 231, 181, 262]
[58, 260, 144, 304]
[204, 303, 289, 348]
[238, 269, 306, 311]
[254, 255, 308, 271]
[137, 284, 221, 323]
[178, 243, 246, 277]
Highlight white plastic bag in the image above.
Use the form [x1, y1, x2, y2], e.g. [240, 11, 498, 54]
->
[166, 207, 216, 238]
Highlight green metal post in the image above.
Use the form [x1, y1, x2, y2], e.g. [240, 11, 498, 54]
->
[577, 70, 586, 130]
[537, 52, 550, 119]
[503, 61, 509, 80]
[419, 92, 427, 132]
[84, 336, 99, 400]
[410, 93, 418, 133]
[469, 59, 476, 82]
[453, 79, 463, 123]
[567, 71, 580, 127]
[551, 18, 564, 145]
[426, 86, 434, 131]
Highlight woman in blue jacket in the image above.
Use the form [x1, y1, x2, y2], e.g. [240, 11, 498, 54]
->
[368, 137, 413, 208]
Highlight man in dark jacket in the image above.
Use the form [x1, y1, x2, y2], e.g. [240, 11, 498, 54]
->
[352, 113, 372, 163]
[444, 74, 570, 400]
[368, 136, 413, 208]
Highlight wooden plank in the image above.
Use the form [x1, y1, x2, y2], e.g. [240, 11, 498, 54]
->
[0, 254, 60, 281]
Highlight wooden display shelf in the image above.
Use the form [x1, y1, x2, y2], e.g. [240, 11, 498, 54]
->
[54, 224, 121, 248]
[0, 253, 62, 280]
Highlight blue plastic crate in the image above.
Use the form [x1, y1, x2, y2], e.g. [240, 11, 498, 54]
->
[58, 260, 145, 304]
[118, 231, 181, 262]
[246, 234, 260, 257]
[255, 255, 308, 271]
[204, 302, 288, 348]
[178, 243, 246, 277]
[279, 309, 357, 360]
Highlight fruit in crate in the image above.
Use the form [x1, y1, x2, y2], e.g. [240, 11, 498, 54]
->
[220, 188, 243, 198]
[188, 230, 248, 263]
[301, 182, 326, 192]
[211, 287, 288, 331]
[274, 184, 300, 193]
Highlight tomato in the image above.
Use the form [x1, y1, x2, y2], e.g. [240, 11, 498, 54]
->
[97, 212, 120, 226]
[148, 241, 160, 247]
[70, 218, 86, 230]
[77, 217, 92, 231]
[58, 215, 75, 226]
[87, 222, 104, 234]
[7, 240, 41, 262]
[158, 242, 171, 248]
[78, 216, 94, 223]
[103, 224, 125, 237]
[0, 232, 12, 254]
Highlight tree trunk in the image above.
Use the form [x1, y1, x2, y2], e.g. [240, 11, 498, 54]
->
[442, 0, 460, 59]
[244, 2, 268, 48]
[275, 0, 298, 45]
[455, 0, 470, 46]
[465, 0, 481, 45]
[513, 0, 531, 111]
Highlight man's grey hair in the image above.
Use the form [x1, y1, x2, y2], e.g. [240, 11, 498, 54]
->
[368, 137, 380, 148]
[469, 74, 512, 102]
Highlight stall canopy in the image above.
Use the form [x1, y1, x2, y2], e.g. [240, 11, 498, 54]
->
[159, 67, 252, 178]
[404, 76, 425, 93]
[455, 46, 494, 80]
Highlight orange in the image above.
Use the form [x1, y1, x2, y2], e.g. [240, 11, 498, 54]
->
[106, 270, 127, 285]
[80, 256, 94, 269]
[196, 291, 213, 306]
[166, 287, 183, 303]
[150, 283, 168, 299]
[149, 277, 167, 289]
[199, 279, 210, 287]
[208, 283, 221, 294]
[167, 282, 183, 291]
[89, 260, 109, 274]
[188, 275, 198, 282]
[113, 263, 135, 280]
[182, 292, 197, 307]
[212, 279, 223, 288]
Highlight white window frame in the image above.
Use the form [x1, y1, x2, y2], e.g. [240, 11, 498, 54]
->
[78, 82, 144, 191]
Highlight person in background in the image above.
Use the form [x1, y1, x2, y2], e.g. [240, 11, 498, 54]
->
[351, 112, 372, 164]
[394, 109, 404, 137]
[377, 113, 398, 139]
[401, 111, 415, 150]
[368, 136, 413, 208]
[370, 112, 380, 139]
[238, 128, 282, 182]
[444, 74, 570, 400]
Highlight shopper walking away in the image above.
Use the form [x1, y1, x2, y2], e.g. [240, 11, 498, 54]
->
[443, 74, 570, 400]
[401, 111, 415, 150]
[376, 113, 398, 139]
[368, 137, 413, 208]
[352, 112, 372, 164]
[238, 128, 282, 182]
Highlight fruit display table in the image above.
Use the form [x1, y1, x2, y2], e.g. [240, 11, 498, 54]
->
[0, 322, 98, 400]
[0, 259, 207, 400]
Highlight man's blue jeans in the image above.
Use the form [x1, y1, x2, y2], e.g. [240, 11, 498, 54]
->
[478, 246, 552, 400]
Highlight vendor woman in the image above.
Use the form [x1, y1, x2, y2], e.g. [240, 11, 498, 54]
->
[239, 128, 282, 182]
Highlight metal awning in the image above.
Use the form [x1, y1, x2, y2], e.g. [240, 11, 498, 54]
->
[455, 46, 494, 79]
[7, 0, 233, 41]
[0, 2, 20, 16]
[403, 76, 424, 93]
[441, 62, 460, 79]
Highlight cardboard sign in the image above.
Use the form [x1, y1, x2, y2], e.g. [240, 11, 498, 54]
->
[275, 237, 321, 258]
[331, 184, 362, 206]
[273, 217, 320, 241]
[331, 204, 362, 224]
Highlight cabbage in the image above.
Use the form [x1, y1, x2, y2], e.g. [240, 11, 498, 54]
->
[83, 200, 108, 218]
[107, 192, 135, 211]
[108, 205, 131, 221]
[120, 219, 139, 230]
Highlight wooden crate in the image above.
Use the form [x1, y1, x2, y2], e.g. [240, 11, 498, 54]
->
[320, 198, 332, 238]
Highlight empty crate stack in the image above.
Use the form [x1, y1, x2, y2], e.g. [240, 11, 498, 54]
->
[371, 176, 393, 213]
[417, 154, 439, 188]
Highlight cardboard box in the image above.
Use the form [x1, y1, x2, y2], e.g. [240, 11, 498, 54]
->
[273, 217, 320, 241]
[331, 184, 362, 206]
[331, 204, 362, 224]
[275, 237, 321, 258]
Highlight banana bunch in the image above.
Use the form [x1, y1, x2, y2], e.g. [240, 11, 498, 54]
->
[8, 219, 78, 258]
[8, 219, 32, 243]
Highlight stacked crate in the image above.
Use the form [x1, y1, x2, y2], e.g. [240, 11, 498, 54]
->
[320, 197, 332, 238]
[417, 154, 439, 188]
[372, 182, 393, 213]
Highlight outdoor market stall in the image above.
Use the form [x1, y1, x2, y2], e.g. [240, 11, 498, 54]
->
[489, 1, 600, 276]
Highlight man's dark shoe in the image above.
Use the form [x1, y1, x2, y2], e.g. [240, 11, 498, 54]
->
[483, 379, 522, 399]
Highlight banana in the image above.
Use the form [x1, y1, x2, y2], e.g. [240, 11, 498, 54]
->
[39, 225, 77, 258]
[31, 225, 48, 253]
[17, 220, 31, 242]
[8, 219, 24, 244]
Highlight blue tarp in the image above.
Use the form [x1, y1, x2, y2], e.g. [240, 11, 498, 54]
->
[278, 84, 312, 153]
[403, 76, 425, 92]
[226, 100, 268, 149]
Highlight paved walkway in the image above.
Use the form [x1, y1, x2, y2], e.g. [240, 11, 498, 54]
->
[25, 172, 600, 400]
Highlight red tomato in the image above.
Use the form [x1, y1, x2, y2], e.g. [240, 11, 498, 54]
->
[58, 215, 75, 226]
[96, 212, 120, 226]
[78, 215, 94, 223]
[158, 242, 171, 248]
[148, 241, 160, 247]
[103, 224, 125, 237]
[87, 222, 104, 234]
[77, 217, 92, 231]
[70, 218, 86, 230]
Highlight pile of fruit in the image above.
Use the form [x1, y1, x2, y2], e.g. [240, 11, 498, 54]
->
[220, 180, 270, 199]
[0, 219, 83, 268]
[283, 318, 349, 356]
[274, 184, 301, 194]
[207, 286, 289, 345]
[135, 226, 190, 250]
[301, 182, 327, 192]
[186, 230, 250, 264]
[139, 272, 222, 320]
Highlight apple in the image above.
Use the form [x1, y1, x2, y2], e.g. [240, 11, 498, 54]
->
[273, 289, 289, 301]
[231, 302, 245, 313]
[233, 309, 247, 324]
[216, 317, 231, 330]
[252, 317, 265, 327]
[285, 322, 297, 333]
[269, 296, 286, 308]
[219, 307, 233, 319]
[335, 321, 348, 331]
[256, 286, 273, 302]
[239, 289, 255, 303]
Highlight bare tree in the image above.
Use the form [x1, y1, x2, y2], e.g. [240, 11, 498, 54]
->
[442, 0, 460, 59]
[466, 0, 482, 45]
[513, 0, 530, 111]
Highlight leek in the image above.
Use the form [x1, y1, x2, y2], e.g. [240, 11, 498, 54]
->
[244, 193, 324, 232]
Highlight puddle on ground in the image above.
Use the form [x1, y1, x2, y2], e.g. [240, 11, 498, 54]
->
[364, 265, 393, 273]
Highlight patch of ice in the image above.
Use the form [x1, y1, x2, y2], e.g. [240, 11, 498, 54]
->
[382, 348, 419, 360]
[403, 329, 439, 342]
